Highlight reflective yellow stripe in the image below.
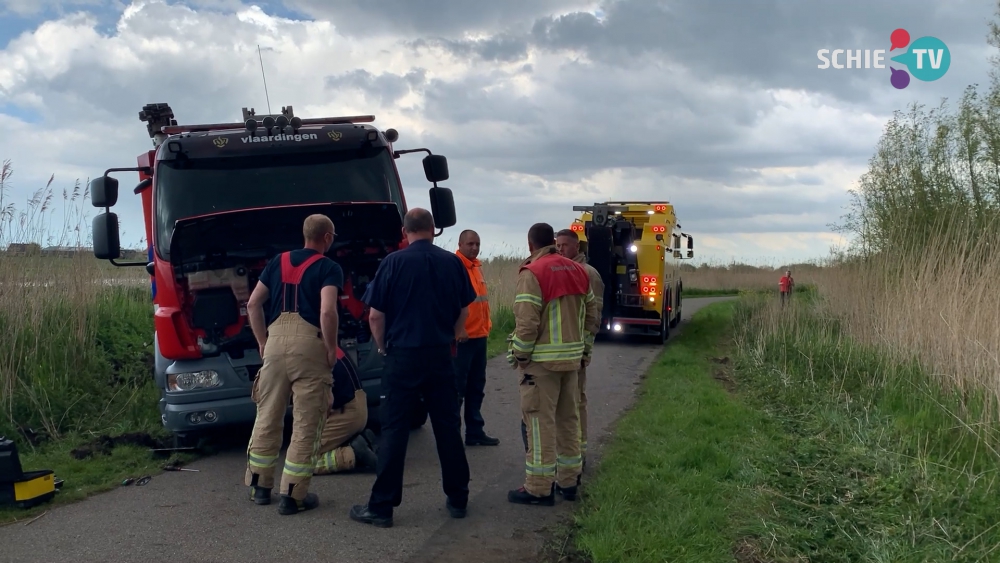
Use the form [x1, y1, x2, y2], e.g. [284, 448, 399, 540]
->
[531, 416, 542, 472]
[557, 454, 582, 469]
[526, 462, 557, 476]
[531, 341, 585, 362]
[314, 450, 337, 472]
[248, 453, 277, 469]
[282, 459, 314, 478]
[549, 298, 562, 344]
[515, 293, 543, 306]
[511, 336, 534, 353]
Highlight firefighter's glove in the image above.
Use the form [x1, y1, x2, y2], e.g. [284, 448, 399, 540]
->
[507, 352, 529, 369]
[582, 355, 591, 368]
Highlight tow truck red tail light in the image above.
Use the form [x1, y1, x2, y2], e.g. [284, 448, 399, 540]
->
[571, 223, 584, 232]
[651, 225, 666, 233]
[654, 205, 667, 212]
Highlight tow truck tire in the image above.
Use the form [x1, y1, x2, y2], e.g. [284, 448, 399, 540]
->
[670, 283, 682, 328]
[657, 290, 670, 344]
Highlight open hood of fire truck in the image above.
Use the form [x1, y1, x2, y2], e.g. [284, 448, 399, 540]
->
[168, 201, 404, 267]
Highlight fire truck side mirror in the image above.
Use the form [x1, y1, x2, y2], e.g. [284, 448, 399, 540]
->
[93, 212, 122, 260]
[429, 186, 456, 229]
[90, 176, 119, 208]
[422, 154, 450, 183]
[686, 235, 694, 258]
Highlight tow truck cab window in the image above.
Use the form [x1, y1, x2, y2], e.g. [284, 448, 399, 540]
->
[153, 148, 403, 260]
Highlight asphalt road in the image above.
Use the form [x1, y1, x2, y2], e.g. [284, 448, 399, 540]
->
[0, 297, 732, 563]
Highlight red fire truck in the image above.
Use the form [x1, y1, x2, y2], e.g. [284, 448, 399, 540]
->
[90, 103, 454, 444]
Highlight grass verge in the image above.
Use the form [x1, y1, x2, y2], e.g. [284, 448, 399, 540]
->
[563, 295, 1000, 562]
[569, 299, 760, 562]
[730, 295, 1000, 561]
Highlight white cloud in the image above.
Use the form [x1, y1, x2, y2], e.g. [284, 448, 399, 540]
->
[0, 0, 993, 265]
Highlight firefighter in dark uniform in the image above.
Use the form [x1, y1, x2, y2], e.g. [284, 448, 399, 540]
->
[244, 214, 344, 515]
[348, 208, 477, 528]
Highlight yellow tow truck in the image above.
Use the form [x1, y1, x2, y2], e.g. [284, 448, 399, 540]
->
[569, 201, 694, 343]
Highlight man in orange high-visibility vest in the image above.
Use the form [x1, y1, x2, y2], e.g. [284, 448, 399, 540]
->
[454, 230, 500, 446]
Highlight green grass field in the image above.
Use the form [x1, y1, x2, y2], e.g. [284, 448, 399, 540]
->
[563, 297, 1000, 563]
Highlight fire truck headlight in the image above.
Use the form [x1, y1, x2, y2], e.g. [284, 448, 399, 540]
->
[168, 370, 222, 392]
[629, 244, 638, 253]
[613, 323, 623, 332]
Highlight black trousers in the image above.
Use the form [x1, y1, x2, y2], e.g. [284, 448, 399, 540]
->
[367, 345, 470, 517]
[453, 336, 488, 437]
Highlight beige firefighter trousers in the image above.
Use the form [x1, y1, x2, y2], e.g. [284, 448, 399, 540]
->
[244, 312, 333, 500]
[520, 364, 582, 496]
[313, 390, 368, 474]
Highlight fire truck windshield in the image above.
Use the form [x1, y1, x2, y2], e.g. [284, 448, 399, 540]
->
[154, 148, 403, 259]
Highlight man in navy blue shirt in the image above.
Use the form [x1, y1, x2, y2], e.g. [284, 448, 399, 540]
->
[349, 208, 477, 528]
[244, 214, 344, 516]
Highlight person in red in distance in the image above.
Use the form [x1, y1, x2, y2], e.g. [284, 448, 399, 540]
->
[779, 270, 794, 308]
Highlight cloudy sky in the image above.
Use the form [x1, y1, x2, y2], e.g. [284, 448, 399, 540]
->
[0, 0, 995, 264]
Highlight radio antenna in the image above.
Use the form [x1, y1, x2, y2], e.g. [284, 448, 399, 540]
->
[257, 44, 272, 115]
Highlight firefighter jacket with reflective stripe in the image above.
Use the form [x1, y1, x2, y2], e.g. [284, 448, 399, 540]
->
[572, 252, 605, 322]
[508, 246, 600, 372]
[456, 250, 492, 338]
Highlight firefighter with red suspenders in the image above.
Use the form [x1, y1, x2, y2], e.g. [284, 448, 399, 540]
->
[244, 214, 345, 515]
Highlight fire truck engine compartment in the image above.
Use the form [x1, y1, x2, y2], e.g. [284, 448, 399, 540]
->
[157, 202, 403, 434]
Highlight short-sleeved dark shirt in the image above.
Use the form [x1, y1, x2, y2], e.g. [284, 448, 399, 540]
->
[258, 248, 344, 329]
[361, 239, 477, 348]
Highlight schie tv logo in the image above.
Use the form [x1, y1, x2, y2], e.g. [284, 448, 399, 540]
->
[817, 28, 950, 89]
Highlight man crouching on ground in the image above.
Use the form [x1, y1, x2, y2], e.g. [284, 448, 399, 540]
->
[313, 348, 378, 475]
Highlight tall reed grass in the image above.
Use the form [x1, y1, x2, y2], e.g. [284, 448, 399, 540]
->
[0, 161, 155, 446]
[733, 8, 1000, 462]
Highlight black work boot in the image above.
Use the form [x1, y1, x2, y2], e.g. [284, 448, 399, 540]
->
[349, 504, 393, 528]
[248, 474, 272, 505]
[466, 433, 500, 446]
[555, 484, 578, 501]
[350, 434, 378, 469]
[446, 497, 467, 518]
[508, 485, 555, 506]
[277, 484, 319, 515]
